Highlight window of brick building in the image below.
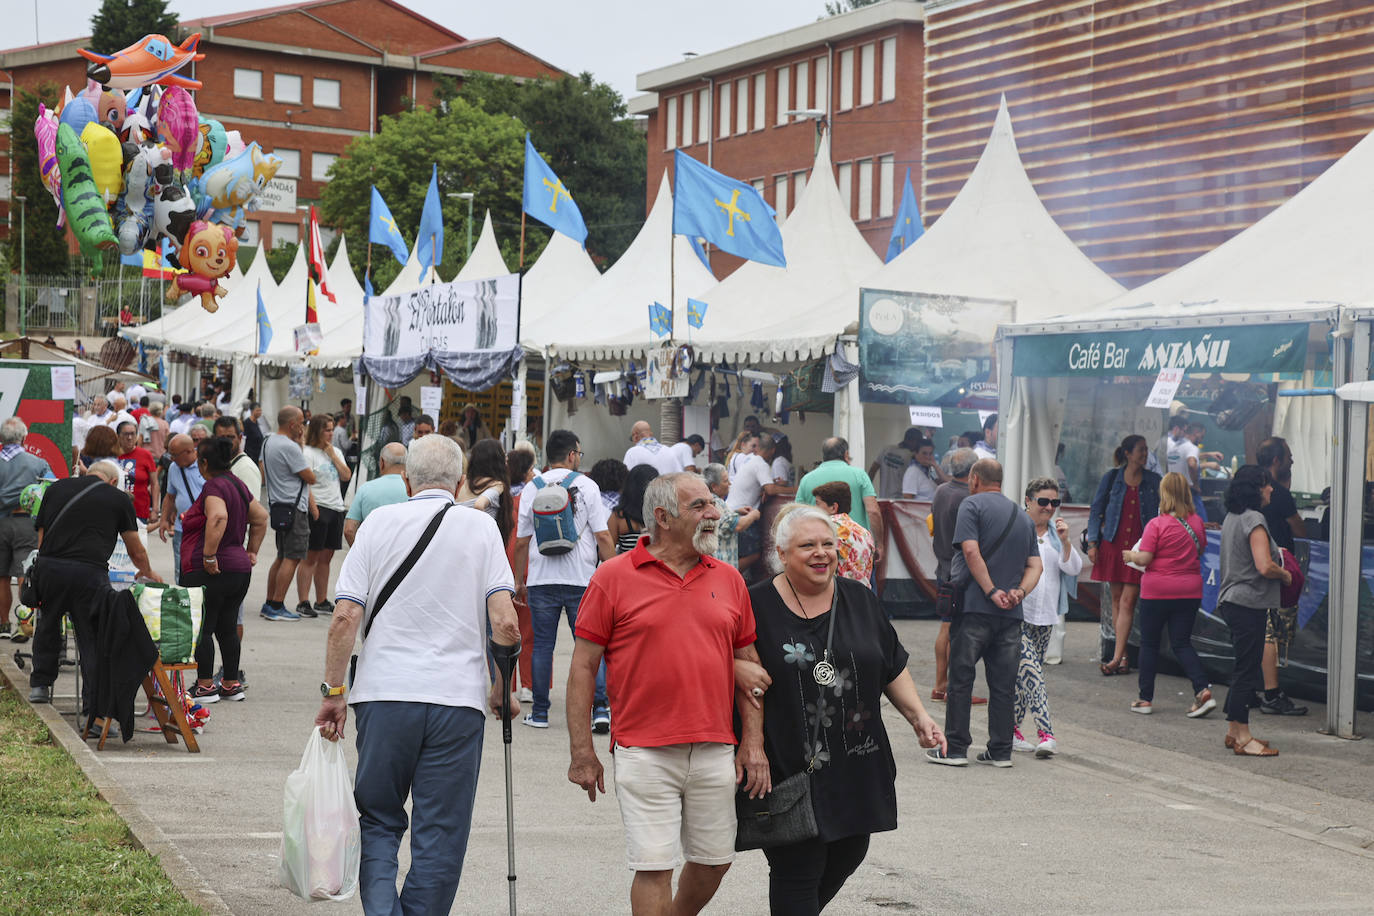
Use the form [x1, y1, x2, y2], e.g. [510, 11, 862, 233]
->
[881, 38, 897, 101]
[666, 96, 678, 149]
[838, 49, 854, 112]
[314, 78, 341, 108]
[859, 43, 875, 107]
[794, 169, 808, 200]
[274, 73, 302, 105]
[242, 220, 261, 246]
[837, 161, 852, 214]
[276, 149, 300, 178]
[796, 60, 809, 110]
[682, 92, 694, 147]
[879, 155, 895, 218]
[719, 83, 731, 139]
[274, 222, 299, 247]
[775, 173, 789, 222]
[697, 88, 710, 144]
[776, 65, 790, 126]
[736, 78, 748, 134]
[753, 73, 765, 131]
[857, 158, 873, 221]
[234, 68, 262, 99]
[312, 152, 338, 181]
[815, 58, 828, 113]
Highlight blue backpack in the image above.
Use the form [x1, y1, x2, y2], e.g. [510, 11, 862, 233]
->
[530, 471, 582, 556]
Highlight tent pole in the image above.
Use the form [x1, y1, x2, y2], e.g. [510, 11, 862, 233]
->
[519, 212, 526, 270]
[541, 351, 552, 460]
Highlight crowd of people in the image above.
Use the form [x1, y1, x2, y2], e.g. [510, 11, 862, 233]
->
[7, 380, 1320, 914]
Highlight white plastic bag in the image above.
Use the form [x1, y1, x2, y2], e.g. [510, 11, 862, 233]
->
[279, 728, 361, 900]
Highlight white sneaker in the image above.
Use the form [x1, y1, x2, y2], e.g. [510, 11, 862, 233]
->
[518, 687, 533, 703]
[1035, 734, 1058, 758]
[1012, 728, 1036, 753]
[1044, 655, 1062, 665]
[521, 714, 549, 729]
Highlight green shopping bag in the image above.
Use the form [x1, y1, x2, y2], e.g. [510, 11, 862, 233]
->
[131, 583, 205, 664]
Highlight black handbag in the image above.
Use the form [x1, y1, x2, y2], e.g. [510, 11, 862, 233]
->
[735, 588, 837, 851]
[269, 480, 306, 532]
[940, 507, 1021, 617]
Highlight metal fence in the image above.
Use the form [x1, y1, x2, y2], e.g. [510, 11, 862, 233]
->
[10, 262, 175, 335]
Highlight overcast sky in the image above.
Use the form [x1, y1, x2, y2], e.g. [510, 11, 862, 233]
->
[18, 0, 836, 101]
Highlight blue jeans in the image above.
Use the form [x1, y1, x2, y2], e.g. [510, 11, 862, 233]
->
[1136, 597, 1210, 702]
[945, 612, 1021, 759]
[354, 702, 484, 916]
[528, 583, 606, 719]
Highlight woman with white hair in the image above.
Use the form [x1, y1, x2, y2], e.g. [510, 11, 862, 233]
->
[736, 503, 945, 914]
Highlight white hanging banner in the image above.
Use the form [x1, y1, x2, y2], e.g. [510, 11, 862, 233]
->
[1145, 367, 1186, 409]
[908, 405, 943, 427]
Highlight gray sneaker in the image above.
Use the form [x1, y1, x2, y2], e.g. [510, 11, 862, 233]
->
[28, 685, 52, 704]
[925, 747, 968, 767]
[976, 751, 1012, 768]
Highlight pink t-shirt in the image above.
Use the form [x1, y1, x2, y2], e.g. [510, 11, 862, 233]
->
[1138, 513, 1206, 600]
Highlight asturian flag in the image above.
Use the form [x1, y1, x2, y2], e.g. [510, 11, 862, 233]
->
[672, 150, 785, 267]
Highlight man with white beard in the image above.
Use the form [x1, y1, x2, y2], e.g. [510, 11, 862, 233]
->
[568, 472, 769, 916]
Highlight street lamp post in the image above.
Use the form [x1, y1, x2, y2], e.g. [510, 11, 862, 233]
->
[447, 192, 475, 260]
[14, 195, 26, 338]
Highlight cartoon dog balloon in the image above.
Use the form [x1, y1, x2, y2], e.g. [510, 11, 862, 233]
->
[167, 220, 237, 312]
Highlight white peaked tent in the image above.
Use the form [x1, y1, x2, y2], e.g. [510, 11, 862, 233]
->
[237, 235, 366, 368]
[383, 245, 437, 295]
[690, 132, 882, 362]
[851, 97, 1124, 323]
[520, 229, 601, 349]
[158, 250, 278, 353]
[453, 211, 511, 282]
[539, 172, 715, 359]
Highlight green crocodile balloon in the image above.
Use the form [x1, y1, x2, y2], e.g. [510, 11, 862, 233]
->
[55, 121, 117, 274]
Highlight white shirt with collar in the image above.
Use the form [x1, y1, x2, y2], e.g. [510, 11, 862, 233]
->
[336, 491, 514, 710]
[668, 440, 697, 472]
[623, 437, 684, 476]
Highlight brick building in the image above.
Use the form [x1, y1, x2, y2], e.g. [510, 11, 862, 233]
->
[0, 0, 561, 248]
[923, 0, 1374, 286]
[630, 1, 925, 277]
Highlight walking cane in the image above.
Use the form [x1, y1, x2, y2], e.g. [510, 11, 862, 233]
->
[489, 638, 521, 916]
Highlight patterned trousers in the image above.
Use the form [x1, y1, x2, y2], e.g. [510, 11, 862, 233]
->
[1015, 622, 1054, 737]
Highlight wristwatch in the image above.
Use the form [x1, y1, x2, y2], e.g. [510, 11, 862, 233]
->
[320, 682, 346, 698]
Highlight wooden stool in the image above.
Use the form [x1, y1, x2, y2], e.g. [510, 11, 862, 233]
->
[84, 660, 200, 753]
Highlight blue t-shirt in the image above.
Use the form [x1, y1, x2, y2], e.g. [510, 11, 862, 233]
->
[345, 474, 408, 524]
[165, 461, 206, 533]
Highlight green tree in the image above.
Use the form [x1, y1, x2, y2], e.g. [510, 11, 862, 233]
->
[444, 72, 647, 268]
[8, 86, 71, 277]
[319, 100, 525, 291]
[824, 0, 879, 15]
[89, 0, 181, 56]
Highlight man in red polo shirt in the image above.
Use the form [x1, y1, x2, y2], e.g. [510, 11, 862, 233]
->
[569, 472, 770, 916]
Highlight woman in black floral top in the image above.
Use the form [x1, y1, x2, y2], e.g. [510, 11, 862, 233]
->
[738, 504, 945, 914]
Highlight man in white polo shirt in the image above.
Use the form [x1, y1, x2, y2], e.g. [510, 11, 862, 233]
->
[624, 420, 684, 476]
[315, 434, 519, 915]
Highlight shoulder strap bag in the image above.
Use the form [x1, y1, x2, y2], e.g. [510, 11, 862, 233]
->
[735, 587, 838, 850]
[1174, 515, 1203, 557]
[23, 480, 104, 607]
[937, 507, 1020, 618]
[348, 502, 455, 686]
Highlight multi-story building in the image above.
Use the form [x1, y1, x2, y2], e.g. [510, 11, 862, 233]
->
[0, 0, 562, 248]
[631, 1, 926, 277]
[923, 0, 1374, 286]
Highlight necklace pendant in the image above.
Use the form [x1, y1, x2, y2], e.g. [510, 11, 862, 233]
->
[812, 655, 836, 687]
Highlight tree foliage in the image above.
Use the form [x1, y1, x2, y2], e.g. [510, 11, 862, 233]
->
[89, 0, 181, 56]
[8, 86, 72, 277]
[319, 100, 526, 291]
[824, 0, 880, 15]
[441, 72, 647, 268]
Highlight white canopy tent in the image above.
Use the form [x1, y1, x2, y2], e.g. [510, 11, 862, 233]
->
[453, 211, 511, 283]
[519, 229, 601, 349]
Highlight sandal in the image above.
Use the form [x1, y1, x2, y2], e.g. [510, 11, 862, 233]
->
[1224, 735, 1270, 750]
[1232, 737, 1278, 757]
[1100, 660, 1122, 676]
[1130, 700, 1153, 714]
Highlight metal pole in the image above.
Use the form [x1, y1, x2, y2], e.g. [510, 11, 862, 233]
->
[466, 195, 474, 261]
[1326, 320, 1368, 739]
[17, 196, 27, 338]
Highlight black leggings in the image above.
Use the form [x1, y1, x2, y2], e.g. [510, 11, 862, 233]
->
[762, 833, 870, 915]
[1219, 601, 1267, 724]
[183, 570, 251, 681]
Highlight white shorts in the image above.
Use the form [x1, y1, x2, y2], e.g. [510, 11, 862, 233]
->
[612, 742, 737, 871]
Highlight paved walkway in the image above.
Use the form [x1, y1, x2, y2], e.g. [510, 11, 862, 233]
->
[7, 534, 1374, 914]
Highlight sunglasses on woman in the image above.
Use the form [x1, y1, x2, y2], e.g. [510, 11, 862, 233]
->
[1034, 497, 1062, 508]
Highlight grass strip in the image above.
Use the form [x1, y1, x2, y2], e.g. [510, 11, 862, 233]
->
[0, 682, 203, 915]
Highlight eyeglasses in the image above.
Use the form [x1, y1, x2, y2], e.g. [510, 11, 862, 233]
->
[1034, 497, 1062, 508]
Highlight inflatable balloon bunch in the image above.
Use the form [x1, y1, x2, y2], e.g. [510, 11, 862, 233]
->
[36, 32, 284, 312]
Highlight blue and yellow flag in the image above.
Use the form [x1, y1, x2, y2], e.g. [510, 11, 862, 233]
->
[884, 168, 924, 262]
[672, 150, 785, 268]
[416, 164, 444, 276]
[256, 282, 272, 354]
[523, 135, 588, 245]
[686, 298, 708, 329]
[648, 301, 672, 338]
[369, 187, 409, 266]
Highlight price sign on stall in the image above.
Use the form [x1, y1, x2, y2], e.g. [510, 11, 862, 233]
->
[1144, 367, 1185, 409]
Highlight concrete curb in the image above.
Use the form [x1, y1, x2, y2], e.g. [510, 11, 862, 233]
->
[0, 647, 235, 916]
[1053, 724, 1374, 854]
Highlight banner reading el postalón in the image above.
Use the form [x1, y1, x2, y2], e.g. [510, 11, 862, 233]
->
[1011, 322, 1309, 378]
[362, 273, 522, 390]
